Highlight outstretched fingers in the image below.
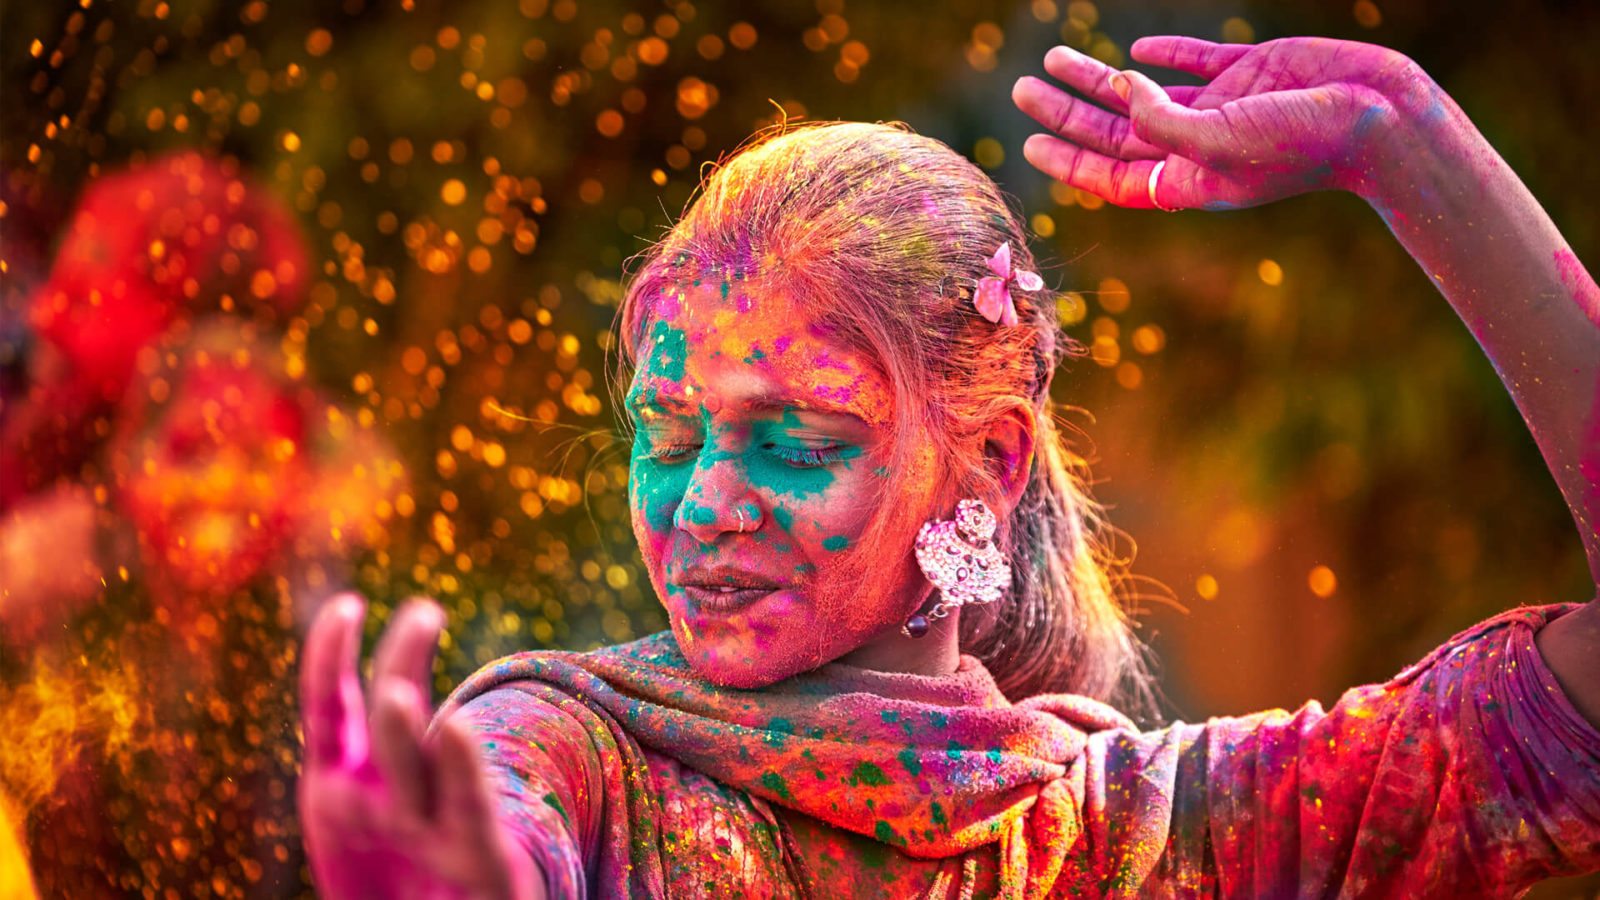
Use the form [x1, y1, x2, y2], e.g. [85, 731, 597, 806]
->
[372, 679, 434, 818]
[369, 599, 446, 817]
[1040, 45, 1209, 113]
[1022, 135, 1162, 209]
[1042, 45, 1134, 113]
[1013, 76, 1166, 160]
[301, 593, 370, 768]
[1130, 36, 1252, 78]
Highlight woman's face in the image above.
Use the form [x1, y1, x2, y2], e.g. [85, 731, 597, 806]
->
[626, 279, 932, 687]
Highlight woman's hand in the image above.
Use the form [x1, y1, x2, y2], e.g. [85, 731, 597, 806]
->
[299, 594, 543, 900]
[1012, 36, 1435, 209]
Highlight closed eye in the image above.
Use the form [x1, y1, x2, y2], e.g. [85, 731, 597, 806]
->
[648, 442, 701, 463]
[766, 443, 847, 467]
[642, 441, 850, 467]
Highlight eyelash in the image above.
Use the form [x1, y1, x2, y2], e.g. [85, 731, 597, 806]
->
[649, 443, 847, 468]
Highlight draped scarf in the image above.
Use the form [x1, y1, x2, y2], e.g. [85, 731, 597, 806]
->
[432, 632, 1138, 898]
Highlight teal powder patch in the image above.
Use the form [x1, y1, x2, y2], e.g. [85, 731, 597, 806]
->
[542, 792, 570, 825]
[644, 320, 687, 381]
[760, 771, 793, 801]
[874, 820, 902, 846]
[850, 761, 892, 787]
[897, 748, 922, 776]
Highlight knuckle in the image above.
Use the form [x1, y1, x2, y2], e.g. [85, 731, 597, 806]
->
[1112, 164, 1136, 201]
[1048, 97, 1075, 135]
[1064, 152, 1085, 185]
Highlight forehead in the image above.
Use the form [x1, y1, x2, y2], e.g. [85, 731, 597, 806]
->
[627, 279, 892, 427]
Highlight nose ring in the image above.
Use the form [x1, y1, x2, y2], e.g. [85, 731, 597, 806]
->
[735, 509, 748, 533]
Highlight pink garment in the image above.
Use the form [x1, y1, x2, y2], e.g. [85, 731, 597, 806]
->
[433, 605, 1600, 897]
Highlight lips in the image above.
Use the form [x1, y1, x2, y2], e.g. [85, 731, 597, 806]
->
[680, 585, 777, 613]
[674, 566, 786, 614]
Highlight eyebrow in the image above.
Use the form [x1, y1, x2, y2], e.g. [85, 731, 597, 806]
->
[625, 390, 868, 423]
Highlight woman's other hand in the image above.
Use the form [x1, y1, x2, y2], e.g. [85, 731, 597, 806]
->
[1013, 36, 1436, 210]
[298, 594, 543, 900]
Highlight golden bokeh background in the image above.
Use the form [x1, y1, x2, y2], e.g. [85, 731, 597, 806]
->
[2, 0, 1596, 896]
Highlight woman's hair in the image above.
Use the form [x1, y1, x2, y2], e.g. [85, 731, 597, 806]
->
[615, 121, 1157, 717]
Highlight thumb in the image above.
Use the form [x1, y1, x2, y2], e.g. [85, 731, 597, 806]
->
[1111, 69, 1217, 155]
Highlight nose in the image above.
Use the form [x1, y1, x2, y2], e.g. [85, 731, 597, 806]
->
[674, 455, 765, 543]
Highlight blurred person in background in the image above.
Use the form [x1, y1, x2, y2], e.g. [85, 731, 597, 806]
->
[1, 155, 405, 897]
[2, 152, 307, 510]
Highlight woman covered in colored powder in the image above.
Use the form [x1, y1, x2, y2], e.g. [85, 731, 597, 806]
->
[296, 35, 1600, 898]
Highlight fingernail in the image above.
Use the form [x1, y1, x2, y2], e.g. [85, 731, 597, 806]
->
[1108, 72, 1130, 100]
[337, 593, 364, 620]
[401, 595, 443, 624]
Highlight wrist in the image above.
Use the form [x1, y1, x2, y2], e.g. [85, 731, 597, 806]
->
[1342, 69, 1487, 207]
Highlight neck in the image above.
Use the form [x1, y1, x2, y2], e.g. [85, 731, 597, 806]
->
[836, 607, 962, 677]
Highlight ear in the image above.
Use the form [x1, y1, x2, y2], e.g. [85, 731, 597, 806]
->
[982, 404, 1037, 516]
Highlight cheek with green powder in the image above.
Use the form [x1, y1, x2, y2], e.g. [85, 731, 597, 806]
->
[629, 432, 690, 553]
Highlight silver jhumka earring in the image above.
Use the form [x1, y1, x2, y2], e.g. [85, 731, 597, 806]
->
[903, 498, 1010, 638]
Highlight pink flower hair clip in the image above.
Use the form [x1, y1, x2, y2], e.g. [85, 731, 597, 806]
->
[973, 241, 1043, 326]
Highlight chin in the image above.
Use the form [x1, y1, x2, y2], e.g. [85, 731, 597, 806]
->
[674, 626, 835, 690]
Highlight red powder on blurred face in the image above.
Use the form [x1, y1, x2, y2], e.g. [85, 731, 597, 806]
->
[626, 280, 931, 687]
[118, 355, 310, 599]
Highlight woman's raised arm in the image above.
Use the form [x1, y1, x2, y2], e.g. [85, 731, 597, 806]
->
[1013, 35, 1600, 724]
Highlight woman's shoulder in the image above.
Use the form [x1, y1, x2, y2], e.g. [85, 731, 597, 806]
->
[1388, 602, 1578, 687]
